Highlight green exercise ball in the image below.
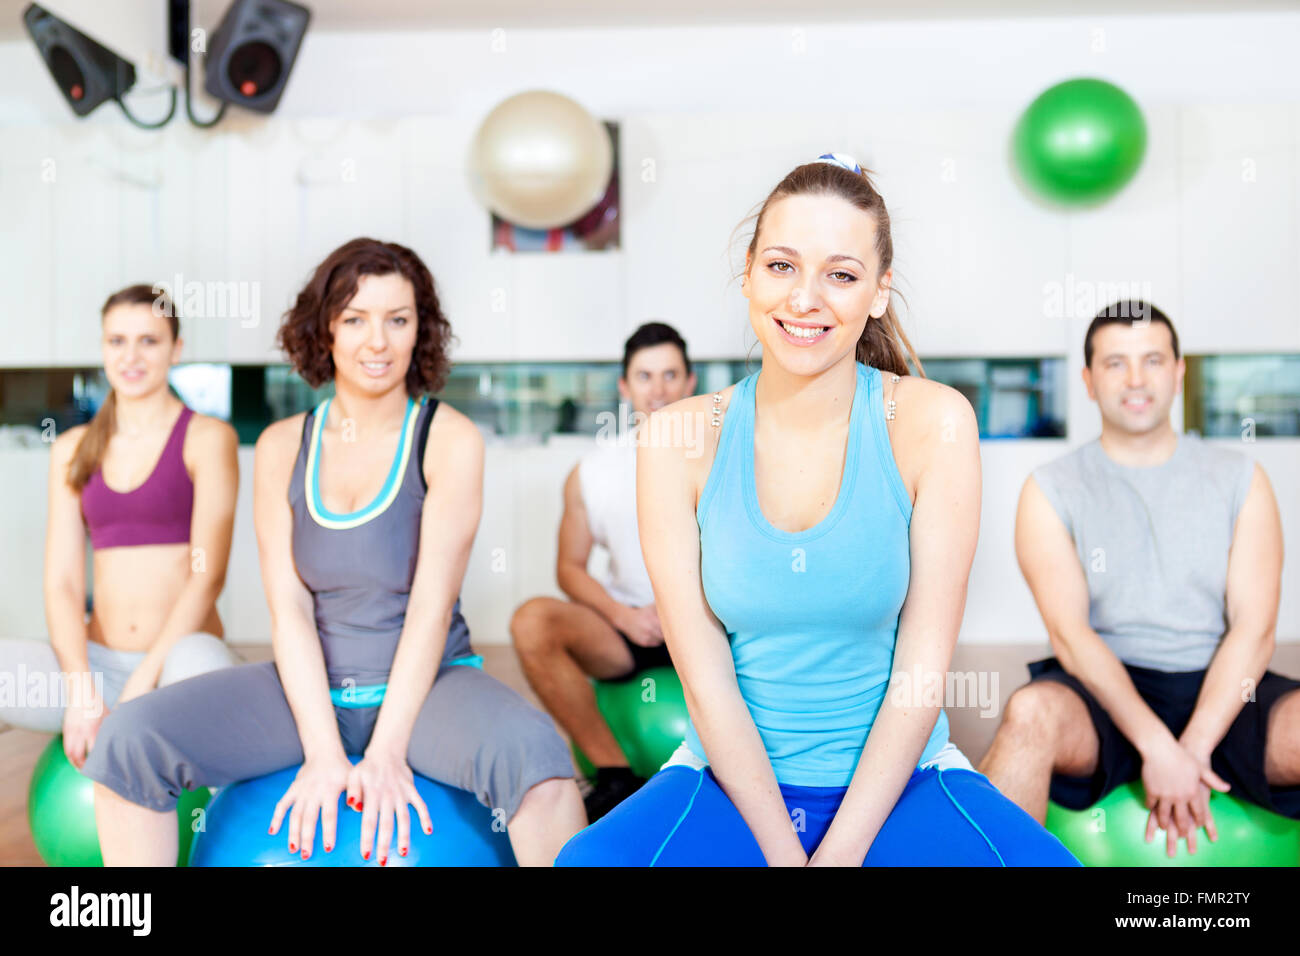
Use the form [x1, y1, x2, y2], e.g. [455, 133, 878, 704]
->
[1045, 780, 1300, 866]
[572, 666, 690, 781]
[27, 735, 211, 867]
[1012, 77, 1147, 205]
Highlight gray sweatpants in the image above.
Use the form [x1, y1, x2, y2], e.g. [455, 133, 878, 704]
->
[79, 659, 576, 822]
[0, 633, 236, 732]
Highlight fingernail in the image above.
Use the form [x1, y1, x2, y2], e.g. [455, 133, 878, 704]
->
[356, 802, 363, 811]
[363, 850, 370, 860]
[301, 851, 309, 859]
[380, 857, 387, 866]
[399, 847, 407, 857]
[425, 826, 432, 834]
[268, 827, 274, 835]
[289, 843, 296, 852]
[324, 844, 332, 852]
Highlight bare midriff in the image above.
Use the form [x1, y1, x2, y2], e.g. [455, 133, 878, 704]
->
[86, 543, 222, 652]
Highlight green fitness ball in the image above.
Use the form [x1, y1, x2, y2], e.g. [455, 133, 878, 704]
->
[1045, 780, 1300, 866]
[572, 666, 690, 781]
[27, 734, 211, 867]
[1012, 77, 1147, 205]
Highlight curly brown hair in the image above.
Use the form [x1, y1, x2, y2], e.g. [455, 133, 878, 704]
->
[277, 237, 456, 395]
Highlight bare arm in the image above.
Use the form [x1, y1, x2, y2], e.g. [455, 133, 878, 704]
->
[367, 405, 484, 756]
[44, 428, 91, 679]
[556, 462, 631, 629]
[45, 428, 102, 766]
[1179, 464, 1282, 759]
[253, 416, 344, 762]
[638, 396, 806, 866]
[119, 416, 239, 698]
[815, 388, 981, 864]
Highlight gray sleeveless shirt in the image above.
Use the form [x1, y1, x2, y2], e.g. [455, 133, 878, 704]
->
[1031, 432, 1257, 672]
[289, 395, 474, 688]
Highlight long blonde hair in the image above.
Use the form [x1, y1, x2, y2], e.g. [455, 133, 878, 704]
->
[66, 285, 179, 491]
[735, 160, 924, 379]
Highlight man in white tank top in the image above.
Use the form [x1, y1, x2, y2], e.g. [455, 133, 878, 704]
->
[979, 302, 1300, 857]
[510, 324, 697, 822]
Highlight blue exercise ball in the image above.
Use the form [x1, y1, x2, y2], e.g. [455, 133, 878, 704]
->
[189, 756, 516, 867]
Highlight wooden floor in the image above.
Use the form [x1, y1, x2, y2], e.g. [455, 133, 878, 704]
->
[4, 642, 1297, 865]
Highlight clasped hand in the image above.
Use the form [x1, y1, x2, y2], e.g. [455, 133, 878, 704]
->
[269, 748, 433, 864]
[1140, 737, 1231, 857]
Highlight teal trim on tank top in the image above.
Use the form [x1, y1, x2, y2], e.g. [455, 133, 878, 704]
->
[328, 654, 485, 708]
[309, 395, 422, 525]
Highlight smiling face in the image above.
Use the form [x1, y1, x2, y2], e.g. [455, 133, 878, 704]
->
[743, 193, 892, 376]
[618, 342, 696, 417]
[1083, 320, 1184, 434]
[101, 302, 181, 399]
[327, 272, 419, 396]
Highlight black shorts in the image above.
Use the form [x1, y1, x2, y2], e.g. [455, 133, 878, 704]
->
[1025, 656, 1300, 819]
[609, 629, 673, 681]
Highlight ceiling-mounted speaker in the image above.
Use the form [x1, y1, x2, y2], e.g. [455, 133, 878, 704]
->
[204, 0, 311, 114]
[22, 2, 136, 117]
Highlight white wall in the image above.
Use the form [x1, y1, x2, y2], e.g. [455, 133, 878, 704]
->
[1, 11, 1298, 644]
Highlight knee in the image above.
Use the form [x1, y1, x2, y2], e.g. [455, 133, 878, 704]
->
[159, 633, 235, 687]
[80, 700, 175, 809]
[488, 712, 574, 819]
[998, 684, 1066, 747]
[509, 598, 561, 655]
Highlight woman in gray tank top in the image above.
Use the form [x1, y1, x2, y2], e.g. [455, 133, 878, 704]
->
[83, 238, 584, 866]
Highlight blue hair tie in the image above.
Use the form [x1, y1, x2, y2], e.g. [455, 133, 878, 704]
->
[814, 152, 862, 175]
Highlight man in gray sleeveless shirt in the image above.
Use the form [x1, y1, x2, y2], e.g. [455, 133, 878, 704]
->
[979, 301, 1300, 858]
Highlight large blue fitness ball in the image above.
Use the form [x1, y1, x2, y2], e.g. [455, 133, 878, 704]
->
[188, 756, 516, 867]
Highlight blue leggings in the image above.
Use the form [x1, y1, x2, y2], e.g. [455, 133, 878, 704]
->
[556, 765, 1081, 866]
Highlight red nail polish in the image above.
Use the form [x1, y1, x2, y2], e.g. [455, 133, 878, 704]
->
[324, 845, 332, 852]
[289, 844, 296, 853]
[356, 802, 363, 811]
[425, 826, 432, 834]
[268, 827, 274, 835]
[301, 851, 308, 859]
[399, 847, 407, 857]
[380, 857, 387, 866]
[363, 850, 370, 860]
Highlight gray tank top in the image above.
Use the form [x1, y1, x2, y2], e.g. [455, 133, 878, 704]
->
[1031, 432, 1257, 672]
[289, 395, 474, 688]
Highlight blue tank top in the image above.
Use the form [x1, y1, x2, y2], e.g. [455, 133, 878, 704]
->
[684, 361, 950, 787]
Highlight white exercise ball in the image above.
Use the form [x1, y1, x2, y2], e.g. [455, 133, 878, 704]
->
[468, 90, 614, 230]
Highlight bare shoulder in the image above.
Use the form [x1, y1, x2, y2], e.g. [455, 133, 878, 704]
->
[892, 374, 977, 443]
[423, 400, 484, 481]
[50, 423, 88, 463]
[186, 412, 239, 452]
[643, 384, 740, 491]
[426, 399, 481, 447]
[254, 412, 307, 474]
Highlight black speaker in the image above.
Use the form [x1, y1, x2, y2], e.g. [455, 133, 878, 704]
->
[204, 0, 310, 114]
[22, 3, 136, 117]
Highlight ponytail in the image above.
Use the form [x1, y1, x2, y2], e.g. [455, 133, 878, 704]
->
[66, 284, 178, 492]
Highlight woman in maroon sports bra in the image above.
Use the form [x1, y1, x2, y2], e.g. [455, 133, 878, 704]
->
[0, 285, 240, 769]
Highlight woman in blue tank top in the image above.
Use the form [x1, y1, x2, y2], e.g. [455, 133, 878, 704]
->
[556, 155, 1080, 866]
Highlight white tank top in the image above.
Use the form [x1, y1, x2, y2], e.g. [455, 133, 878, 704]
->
[577, 442, 655, 608]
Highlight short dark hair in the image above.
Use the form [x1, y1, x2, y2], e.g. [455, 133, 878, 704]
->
[277, 237, 454, 396]
[622, 321, 691, 379]
[1084, 300, 1180, 369]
